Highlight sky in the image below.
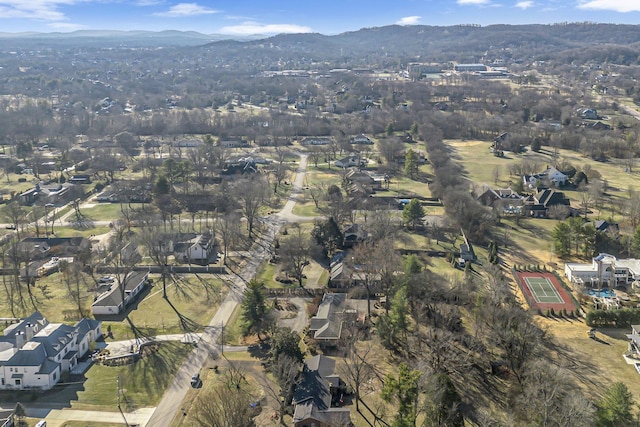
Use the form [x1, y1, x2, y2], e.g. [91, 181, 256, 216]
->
[0, 0, 639, 35]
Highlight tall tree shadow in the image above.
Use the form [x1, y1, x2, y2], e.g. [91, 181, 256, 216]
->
[164, 297, 204, 333]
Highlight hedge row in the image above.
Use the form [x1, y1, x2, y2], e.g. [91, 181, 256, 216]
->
[585, 308, 640, 328]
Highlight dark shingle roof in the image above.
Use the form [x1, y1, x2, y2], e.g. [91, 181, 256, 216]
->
[5, 341, 47, 366]
[32, 324, 77, 357]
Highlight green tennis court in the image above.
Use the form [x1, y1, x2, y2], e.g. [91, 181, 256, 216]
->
[524, 276, 564, 304]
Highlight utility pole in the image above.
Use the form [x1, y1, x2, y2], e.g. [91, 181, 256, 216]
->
[117, 375, 129, 426]
[221, 321, 224, 356]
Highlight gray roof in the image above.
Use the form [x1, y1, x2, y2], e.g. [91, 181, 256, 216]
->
[75, 318, 101, 341]
[4, 312, 48, 338]
[293, 355, 350, 425]
[5, 341, 47, 367]
[293, 401, 351, 425]
[38, 358, 60, 375]
[305, 355, 336, 378]
[33, 323, 77, 357]
[310, 294, 347, 340]
[92, 271, 148, 308]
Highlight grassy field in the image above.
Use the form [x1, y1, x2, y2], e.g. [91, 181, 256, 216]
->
[0, 272, 226, 341]
[104, 275, 226, 341]
[0, 270, 97, 321]
[539, 317, 640, 402]
[449, 139, 640, 224]
[73, 341, 192, 411]
[75, 202, 127, 222]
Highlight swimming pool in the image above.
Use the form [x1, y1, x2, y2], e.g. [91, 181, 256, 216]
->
[588, 288, 616, 298]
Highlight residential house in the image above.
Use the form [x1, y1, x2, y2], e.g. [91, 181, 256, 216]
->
[344, 169, 382, 196]
[18, 183, 79, 206]
[349, 134, 373, 145]
[594, 219, 619, 235]
[0, 312, 101, 390]
[565, 253, 640, 288]
[173, 232, 216, 264]
[174, 138, 203, 148]
[342, 224, 366, 247]
[309, 293, 357, 346]
[300, 137, 332, 146]
[334, 154, 366, 169]
[91, 271, 149, 316]
[292, 355, 352, 427]
[476, 185, 524, 208]
[222, 157, 259, 175]
[626, 325, 640, 359]
[17, 237, 91, 261]
[458, 229, 476, 267]
[577, 108, 598, 120]
[394, 149, 426, 165]
[523, 166, 568, 189]
[68, 175, 92, 184]
[522, 189, 570, 218]
[219, 140, 250, 149]
[585, 121, 611, 130]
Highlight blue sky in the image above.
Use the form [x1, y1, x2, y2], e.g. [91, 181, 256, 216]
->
[1, 1, 639, 35]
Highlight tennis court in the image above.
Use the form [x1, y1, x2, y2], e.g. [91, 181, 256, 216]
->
[523, 276, 564, 304]
[513, 270, 579, 312]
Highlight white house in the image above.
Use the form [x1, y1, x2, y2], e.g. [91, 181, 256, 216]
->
[92, 271, 149, 316]
[349, 134, 373, 145]
[300, 137, 332, 146]
[174, 233, 216, 264]
[565, 253, 640, 287]
[0, 312, 101, 391]
[523, 166, 568, 189]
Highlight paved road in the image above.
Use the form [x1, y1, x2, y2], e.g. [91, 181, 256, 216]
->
[147, 215, 285, 427]
[25, 152, 308, 427]
[146, 154, 310, 427]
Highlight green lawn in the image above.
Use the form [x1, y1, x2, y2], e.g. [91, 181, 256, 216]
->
[291, 201, 322, 217]
[76, 203, 128, 222]
[0, 271, 96, 321]
[73, 341, 192, 411]
[450, 139, 639, 214]
[104, 275, 226, 341]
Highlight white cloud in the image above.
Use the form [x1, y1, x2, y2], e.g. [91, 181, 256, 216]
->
[396, 16, 422, 25]
[578, 0, 640, 13]
[516, 1, 534, 9]
[0, 1, 81, 21]
[457, 0, 491, 4]
[154, 3, 218, 17]
[219, 21, 312, 35]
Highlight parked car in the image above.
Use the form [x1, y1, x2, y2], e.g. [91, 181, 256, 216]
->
[190, 372, 200, 387]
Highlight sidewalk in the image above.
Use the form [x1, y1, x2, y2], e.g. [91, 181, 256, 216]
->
[27, 407, 155, 427]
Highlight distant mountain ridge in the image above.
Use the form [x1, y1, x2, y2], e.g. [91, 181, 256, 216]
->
[1, 23, 640, 64]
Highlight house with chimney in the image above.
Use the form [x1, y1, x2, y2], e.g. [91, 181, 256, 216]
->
[0, 312, 101, 390]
